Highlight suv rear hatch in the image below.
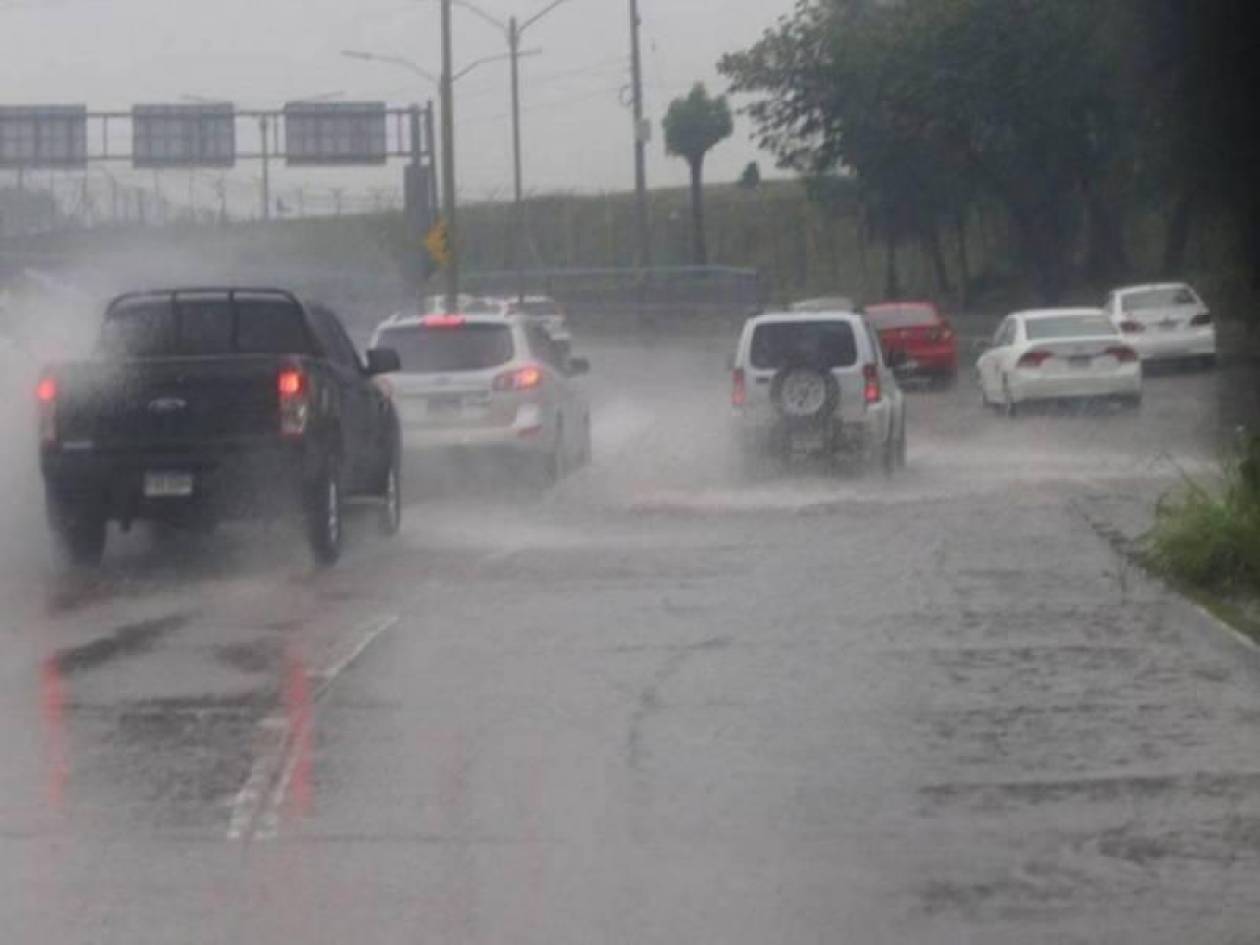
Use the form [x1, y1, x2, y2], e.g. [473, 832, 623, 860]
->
[377, 319, 522, 429]
[742, 319, 866, 421]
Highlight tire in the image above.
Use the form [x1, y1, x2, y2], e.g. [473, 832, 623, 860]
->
[1001, 378, 1019, 418]
[1120, 393, 1143, 411]
[770, 365, 840, 421]
[377, 453, 402, 537]
[896, 414, 908, 469]
[47, 492, 106, 568]
[575, 415, 593, 468]
[305, 460, 344, 566]
[1198, 354, 1218, 370]
[534, 425, 564, 489]
[881, 422, 899, 477]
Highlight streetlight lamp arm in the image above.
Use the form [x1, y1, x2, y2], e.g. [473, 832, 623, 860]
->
[520, 0, 576, 34]
[453, 48, 541, 81]
[341, 50, 440, 86]
[449, 0, 509, 35]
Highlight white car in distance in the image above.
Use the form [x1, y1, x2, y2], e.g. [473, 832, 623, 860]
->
[1103, 282, 1216, 367]
[976, 308, 1142, 415]
[370, 312, 592, 483]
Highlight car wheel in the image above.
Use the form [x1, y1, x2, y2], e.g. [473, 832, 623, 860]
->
[1002, 378, 1019, 418]
[378, 454, 402, 536]
[576, 415, 593, 468]
[896, 415, 908, 468]
[306, 461, 343, 566]
[881, 426, 898, 477]
[47, 492, 106, 568]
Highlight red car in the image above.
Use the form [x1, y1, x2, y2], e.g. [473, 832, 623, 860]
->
[863, 301, 959, 387]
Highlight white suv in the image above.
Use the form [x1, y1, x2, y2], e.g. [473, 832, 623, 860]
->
[731, 310, 907, 472]
[370, 312, 592, 483]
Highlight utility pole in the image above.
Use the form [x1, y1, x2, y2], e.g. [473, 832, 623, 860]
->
[440, 0, 460, 313]
[259, 115, 271, 221]
[628, 0, 650, 272]
[509, 15, 525, 302]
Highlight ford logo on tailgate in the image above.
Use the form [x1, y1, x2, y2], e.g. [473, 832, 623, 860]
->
[147, 396, 188, 414]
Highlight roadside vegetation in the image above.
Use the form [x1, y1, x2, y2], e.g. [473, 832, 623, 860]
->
[1147, 433, 1260, 624]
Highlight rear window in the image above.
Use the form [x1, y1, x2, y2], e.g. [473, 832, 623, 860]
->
[377, 324, 515, 373]
[98, 296, 311, 358]
[865, 305, 939, 329]
[1024, 315, 1117, 340]
[1122, 286, 1197, 310]
[749, 321, 858, 370]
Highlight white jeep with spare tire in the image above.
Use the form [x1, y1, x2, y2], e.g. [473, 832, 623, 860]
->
[730, 310, 907, 474]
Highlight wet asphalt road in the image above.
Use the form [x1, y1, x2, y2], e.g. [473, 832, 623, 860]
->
[0, 338, 1258, 944]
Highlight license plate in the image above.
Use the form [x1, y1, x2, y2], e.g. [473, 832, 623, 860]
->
[144, 471, 194, 498]
[426, 395, 463, 416]
[1067, 355, 1091, 368]
[789, 431, 826, 453]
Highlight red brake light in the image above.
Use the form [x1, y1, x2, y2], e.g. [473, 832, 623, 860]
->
[1016, 350, 1053, 368]
[863, 364, 881, 404]
[422, 314, 466, 329]
[36, 375, 57, 444]
[1190, 311, 1212, 326]
[732, 368, 747, 407]
[1104, 345, 1139, 363]
[277, 369, 304, 397]
[1119, 320, 1145, 334]
[277, 367, 309, 437]
[493, 364, 544, 391]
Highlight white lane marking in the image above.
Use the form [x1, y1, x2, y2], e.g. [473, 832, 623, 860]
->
[227, 613, 399, 843]
[311, 613, 399, 695]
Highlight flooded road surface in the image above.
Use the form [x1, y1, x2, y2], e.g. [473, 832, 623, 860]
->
[0, 337, 1257, 943]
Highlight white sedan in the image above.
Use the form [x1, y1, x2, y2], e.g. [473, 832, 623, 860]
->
[1103, 282, 1216, 366]
[977, 308, 1142, 415]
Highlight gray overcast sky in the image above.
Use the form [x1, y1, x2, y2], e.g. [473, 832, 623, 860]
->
[1, 0, 795, 211]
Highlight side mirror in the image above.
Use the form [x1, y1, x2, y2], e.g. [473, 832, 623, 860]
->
[567, 356, 591, 377]
[365, 347, 401, 376]
[886, 348, 909, 370]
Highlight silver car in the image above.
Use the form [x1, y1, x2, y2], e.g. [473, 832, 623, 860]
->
[370, 313, 592, 482]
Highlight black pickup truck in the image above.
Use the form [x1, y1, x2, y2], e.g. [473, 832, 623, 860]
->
[37, 288, 402, 566]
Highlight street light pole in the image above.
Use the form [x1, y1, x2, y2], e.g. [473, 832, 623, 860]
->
[509, 15, 525, 301]
[448, 0, 573, 302]
[628, 0, 649, 272]
[440, 0, 460, 314]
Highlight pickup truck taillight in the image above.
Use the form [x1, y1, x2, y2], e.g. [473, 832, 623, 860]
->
[36, 375, 57, 443]
[278, 367, 310, 437]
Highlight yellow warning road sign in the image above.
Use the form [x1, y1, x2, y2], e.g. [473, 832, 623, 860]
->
[424, 219, 451, 268]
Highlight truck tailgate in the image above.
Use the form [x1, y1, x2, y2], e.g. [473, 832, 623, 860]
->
[52, 356, 287, 450]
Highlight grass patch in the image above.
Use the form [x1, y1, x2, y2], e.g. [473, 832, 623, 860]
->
[1145, 433, 1260, 637]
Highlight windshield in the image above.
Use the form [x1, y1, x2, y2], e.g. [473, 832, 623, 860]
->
[1024, 315, 1118, 340]
[865, 305, 939, 329]
[750, 321, 858, 369]
[1122, 287, 1198, 310]
[377, 323, 514, 372]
